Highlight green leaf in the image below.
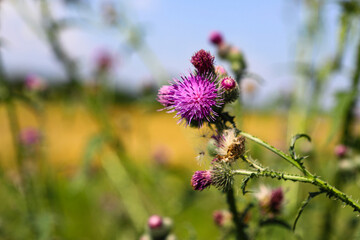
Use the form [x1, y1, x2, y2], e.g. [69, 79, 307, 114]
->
[293, 191, 324, 231]
[289, 134, 311, 160]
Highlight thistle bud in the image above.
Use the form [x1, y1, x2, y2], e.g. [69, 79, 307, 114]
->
[335, 144, 347, 158]
[147, 215, 173, 239]
[255, 185, 284, 217]
[221, 77, 236, 91]
[209, 31, 224, 46]
[191, 49, 215, 75]
[213, 210, 232, 227]
[215, 66, 227, 78]
[211, 163, 234, 192]
[218, 44, 231, 59]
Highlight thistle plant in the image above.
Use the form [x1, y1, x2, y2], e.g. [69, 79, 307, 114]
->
[157, 49, 360, 239]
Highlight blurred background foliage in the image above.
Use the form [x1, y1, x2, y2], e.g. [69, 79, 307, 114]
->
[0, 0, 359, 239]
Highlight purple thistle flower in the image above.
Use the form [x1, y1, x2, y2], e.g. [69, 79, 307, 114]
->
[191, 49, 215, 75]
[157, 85, 175, 107]
[191, 170, 212, 191]
[19, 128, 41, 146]
[209, 31, 224, 46]
[167, 74, 222, 126]
[270, 187, 284, 213]
[148, 215, 163, 229]
[335, 144, 347, 158]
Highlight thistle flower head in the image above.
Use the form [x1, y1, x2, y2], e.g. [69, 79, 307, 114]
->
[162, 74, 222, 127]
[191, 49, 215, 75]
[255, 185, 284, 217]
[215, 129, 245, 163]
[146, 215, 173, 239]
[157, 85, 175, 107]
[191, 170, 212, 191]
[19, 128, 41, 146]
[213, 210, 232, 227]
[335, 144, 347, 158]
[148, 215, 163, 229]
[209, 31, 224, 45]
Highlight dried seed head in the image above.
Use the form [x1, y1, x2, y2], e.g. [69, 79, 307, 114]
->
[216, 129, 245, 163]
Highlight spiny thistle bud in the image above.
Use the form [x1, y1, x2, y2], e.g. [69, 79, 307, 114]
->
[221, 77, 237, 91]
[209, 31, 224, 46]
[335, 144, 347, 158]
[228, 47, 247, 73]
[215, 129, 245, 163]
[255, 185, 284, 217]
[148, 215, 162, 229]
[211, 163, 234, 192]
[213, 210, 232, 227]
[146, 215, 173, 239]
[220, 77, 240, 103]
[215, 66, 227, 78]
[218, 44, 232, 59]
[191, 170, 212, 191]
[191, 49, 215, 75]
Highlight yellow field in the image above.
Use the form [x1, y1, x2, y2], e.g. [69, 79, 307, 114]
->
[0, 102, 344, 171]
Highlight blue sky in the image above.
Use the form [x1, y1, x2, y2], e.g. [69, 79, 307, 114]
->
[2, 0, 349, 106]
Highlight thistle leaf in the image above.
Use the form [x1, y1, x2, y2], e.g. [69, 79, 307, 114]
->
[293, 191, 324, 231]
[289, 134, 311, 160]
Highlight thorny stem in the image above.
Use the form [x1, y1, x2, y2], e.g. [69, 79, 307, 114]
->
[226, 188, 248, 240]
[215, 113, 248, 239]
[239, 132, 311, 176]
[237, 132, 360, 213]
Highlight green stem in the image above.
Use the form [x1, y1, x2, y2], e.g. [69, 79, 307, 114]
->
[232, 162, 360, 213]
[239, 132, 311, 176]
[226, 187, 248, 240]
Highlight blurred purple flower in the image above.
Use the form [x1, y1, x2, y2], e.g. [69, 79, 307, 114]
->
[191, 170, 212, 191]
[335, 144, 347, 158]
[25, 74, 45, 91]
[255, 185, 284, 217]
[148, 215, 163, 229]
[270, 187, 284, 214]
[213, 210, 233, 227]
[152, 145, 170, 165]
[95, 50, 113, 72]
[209, 31, 224, 45]
[19, 128, 41, 146]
